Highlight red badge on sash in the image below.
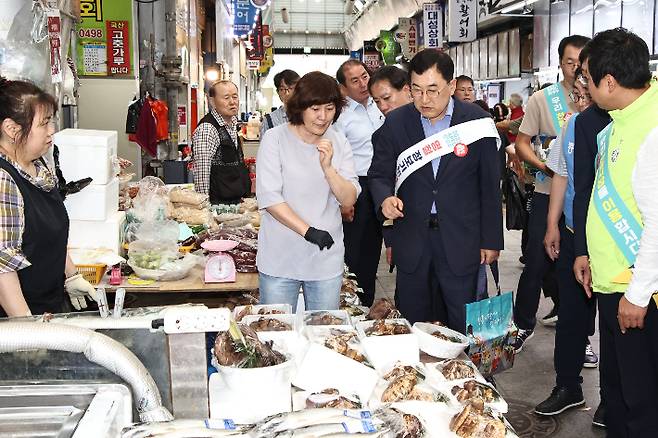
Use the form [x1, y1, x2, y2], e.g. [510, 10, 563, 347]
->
[454, 143, 468, 157]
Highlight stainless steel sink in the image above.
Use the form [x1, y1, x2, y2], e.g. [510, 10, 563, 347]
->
[0, 383, 132, 437]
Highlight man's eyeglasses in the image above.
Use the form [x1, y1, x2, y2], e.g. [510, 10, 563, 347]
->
[569, 91, 591, 103]
[562, 60, 580, 69]
[410, 84, 450, 99]
[278, 86, 295, 94]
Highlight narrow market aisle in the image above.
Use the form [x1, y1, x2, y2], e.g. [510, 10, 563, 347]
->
[374, 228, 605, 438]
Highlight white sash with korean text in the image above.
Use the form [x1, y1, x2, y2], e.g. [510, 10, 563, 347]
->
[394, 117, 501, 193]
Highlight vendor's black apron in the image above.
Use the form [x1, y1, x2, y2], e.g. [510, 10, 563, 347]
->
[197, 113, 250, 205]
[0, 158, 68, 317]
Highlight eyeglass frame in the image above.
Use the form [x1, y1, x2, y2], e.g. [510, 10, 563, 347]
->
[569, 90, 591, 104]
[410, 83, 451, 100]
[277, 84, 296, 95]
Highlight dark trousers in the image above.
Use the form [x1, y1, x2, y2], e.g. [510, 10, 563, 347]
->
[343, 176, 383, 307]
[394, 228, 478, 333]
[554, 220, 597, 389]
[513, 193, 559, 330]
[598, 293, 658, 438]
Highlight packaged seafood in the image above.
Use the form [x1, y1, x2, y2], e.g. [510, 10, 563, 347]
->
[233, 304, 292, 322]
[370, 363, 452, 408]
[449, 403, 511, 438]
[356, 319, 420, 371]
[366, 298, 402, 320]
[293, 328, 379, 402]
[245, 316, 293, 332]
[303, 310, 351, 327]
[290, 388, 362, 411]
[439, 379, 508, 414]
[412, 322, 470, 359]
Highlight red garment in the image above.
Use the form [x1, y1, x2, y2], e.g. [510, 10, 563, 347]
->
[130, 99, 158, 157]
[150, 99, 169, 141]
[507, 106, 525, 143]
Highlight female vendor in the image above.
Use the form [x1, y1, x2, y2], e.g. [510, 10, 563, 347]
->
[0, 78, 99, 317]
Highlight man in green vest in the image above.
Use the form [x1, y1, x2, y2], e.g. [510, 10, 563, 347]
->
[576, 28, 658, 437]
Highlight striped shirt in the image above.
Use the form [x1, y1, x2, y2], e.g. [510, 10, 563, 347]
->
[0, 154, 58, 273]
[192, 108, 239, 195]
[259, 106, 288, 139]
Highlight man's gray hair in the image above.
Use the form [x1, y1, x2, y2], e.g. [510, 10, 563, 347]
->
[509, 93, 523, 107]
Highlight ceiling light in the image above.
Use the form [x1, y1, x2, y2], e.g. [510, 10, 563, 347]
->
[305, 29, 309, 34]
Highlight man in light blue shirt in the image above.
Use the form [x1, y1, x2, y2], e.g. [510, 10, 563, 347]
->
[334, 59, 385, 306]
[260, 69, 300, 139]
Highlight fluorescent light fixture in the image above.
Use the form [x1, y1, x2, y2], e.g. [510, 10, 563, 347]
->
[498, 0, 541, 14]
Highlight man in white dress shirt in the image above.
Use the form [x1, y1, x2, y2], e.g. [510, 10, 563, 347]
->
[335, 59, 385, 306]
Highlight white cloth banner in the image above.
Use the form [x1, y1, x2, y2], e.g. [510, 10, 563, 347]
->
[394, 118, 501, 194]
[448, 0, 477, 42]
[423, 3, 443, 49]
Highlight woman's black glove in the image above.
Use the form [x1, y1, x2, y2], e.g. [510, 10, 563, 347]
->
[304, 227, 334, 250]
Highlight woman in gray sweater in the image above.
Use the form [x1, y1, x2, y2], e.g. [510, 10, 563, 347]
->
[256, 71, 360, 311]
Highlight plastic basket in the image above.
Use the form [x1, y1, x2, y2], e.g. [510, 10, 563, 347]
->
[76, 264, 107, 285]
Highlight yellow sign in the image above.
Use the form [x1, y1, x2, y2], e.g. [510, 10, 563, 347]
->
[259, 47, 274, 74]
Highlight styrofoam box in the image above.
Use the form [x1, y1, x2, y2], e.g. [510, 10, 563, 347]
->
[240, 314, 305, 358]
[64, 177, 119, 221]
[54, 129, 118, 185]
[209, 367, 292, 424]
[68, 210, 126, 254]
[356, 319, 420, 372]
[292, 335, 379, 403]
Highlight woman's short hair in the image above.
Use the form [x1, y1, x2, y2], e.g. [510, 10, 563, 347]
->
[368, 66, 409, 93]
[286, 71, 346, 125]
[0, 77, 57, 146]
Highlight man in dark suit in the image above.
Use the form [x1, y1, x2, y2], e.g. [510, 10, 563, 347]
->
[368, 49, 504, 333]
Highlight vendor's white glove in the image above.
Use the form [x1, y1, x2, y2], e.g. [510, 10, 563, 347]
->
[64, 274, 100, 310]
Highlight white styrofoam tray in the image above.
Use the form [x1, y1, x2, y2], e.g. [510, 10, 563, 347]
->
[292, 332, 379, 403]
[356, 319, 420, 371]
[412, 322, 470, 359]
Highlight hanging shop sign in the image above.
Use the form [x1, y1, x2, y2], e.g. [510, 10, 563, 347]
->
[363, 40, 383, 71]
[376, 30, 397, 65]
[232, 0, 269, 38]
[46, 5, 62, 83]
[247, 60, 260, 70]
[396, 17, 418, 59]
[350, 50, 362, 60]
[258, 47, 274, 75]
[423, 2, 443, 49]
[248, 15, 264, 60]
[76, 0, 134, 77]
[449, 0, 477, 42]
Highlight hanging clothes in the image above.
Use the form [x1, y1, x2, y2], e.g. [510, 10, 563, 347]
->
[150, 98, 169, 142]
[128, 97, 158, 157]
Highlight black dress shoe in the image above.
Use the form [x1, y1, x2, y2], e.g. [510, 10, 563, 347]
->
[592, 402, 606, 428]
[535, 386, 585, 416]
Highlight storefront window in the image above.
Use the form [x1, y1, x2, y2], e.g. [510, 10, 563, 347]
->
[570, 0, 593, 38]
[488, 35, 497, 79]
[550, 0, 570, 66]
[472, 40, 480, 80]
[533, 0, 550, 69]
[623, 0, 655, 51]
[594, 0, 622, 35]
[498, 32, 509, 78]
[480, 39, 488, 79]
[509, 29, 520, 77]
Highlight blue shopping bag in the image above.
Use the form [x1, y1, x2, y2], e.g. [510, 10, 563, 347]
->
[465, 291, 517, 377]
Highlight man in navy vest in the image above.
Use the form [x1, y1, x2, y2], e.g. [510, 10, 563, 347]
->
[368, 49, 503, 333]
